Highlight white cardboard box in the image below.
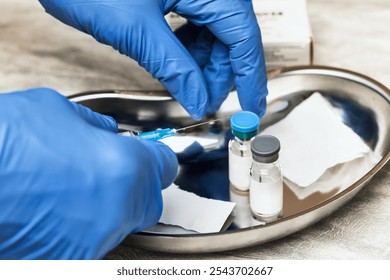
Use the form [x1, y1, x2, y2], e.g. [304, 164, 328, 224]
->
[165, 0, 313, 70]
[253, 0, 313, 69]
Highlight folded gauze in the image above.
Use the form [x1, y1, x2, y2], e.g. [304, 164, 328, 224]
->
[159, 184, 235, 233]
[261, 92, 373, 187]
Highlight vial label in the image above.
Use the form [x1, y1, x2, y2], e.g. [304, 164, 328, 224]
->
[229, 150, 252, 191]
[249, 176, 283, 218]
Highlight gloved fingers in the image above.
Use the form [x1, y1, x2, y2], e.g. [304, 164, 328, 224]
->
[232, 36, 268, 118]
[133, 21, 209, 120]
[68, 133, 179, 235]
[1, 88, 118, 132]
[235, 60, 268, 118]
[167, 0, 268, 117]
[174, 24, 234, 114]
[111, 137, 178, 231]
[175, 24, 215, 68]
[6, 87, 118, 133]
[174, 22, 203, 49]
[176, 141, 204, 162]
[69, 101, 118, 133]
[137, 140, 179, 190]
[115, 136, 178, 191]
[39, 1, 209, 120]
[0, 86, 177, 259]
[203, 40, 234, 115]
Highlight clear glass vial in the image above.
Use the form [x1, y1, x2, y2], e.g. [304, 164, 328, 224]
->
[249, 135, 283, 222]
[228, 111, 259, 192]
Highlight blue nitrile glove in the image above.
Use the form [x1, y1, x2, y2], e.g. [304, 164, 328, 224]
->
[0, 88, 178, 259]
[39, 0, 268, 120]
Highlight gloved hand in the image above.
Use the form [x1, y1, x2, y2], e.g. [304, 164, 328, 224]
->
[39, 0, 268, 120]
[0, 88, 178, 259]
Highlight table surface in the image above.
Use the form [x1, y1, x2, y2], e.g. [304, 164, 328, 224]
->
[1, 0, 389, 259]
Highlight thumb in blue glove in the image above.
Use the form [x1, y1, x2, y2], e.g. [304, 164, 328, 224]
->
[39, 0, 268, 120]
[0, 88, 178, 259]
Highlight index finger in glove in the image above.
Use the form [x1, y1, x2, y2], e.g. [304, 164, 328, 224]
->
[166, 0, 268, 117]
[39, 0, 209, 120]
[116, 137, 179, 191]
[70, 102, 118, 133]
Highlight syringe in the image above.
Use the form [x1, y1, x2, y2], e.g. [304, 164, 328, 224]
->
[123, 115, 231, 141]
[136, 128, 177, 141]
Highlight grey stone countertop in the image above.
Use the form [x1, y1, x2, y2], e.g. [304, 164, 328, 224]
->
[1, 0, 389, 259]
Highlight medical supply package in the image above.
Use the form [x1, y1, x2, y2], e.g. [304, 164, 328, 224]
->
[165, 0, 313, 70]
[253, 0, 313, 69]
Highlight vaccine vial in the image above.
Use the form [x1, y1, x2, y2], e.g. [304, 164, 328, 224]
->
[228, 111, 259, 192]
[249, 135, 283, 222]
[230, 188, 265, 228]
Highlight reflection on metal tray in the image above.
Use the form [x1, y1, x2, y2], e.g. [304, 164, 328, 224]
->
[69, 66, 390, 253]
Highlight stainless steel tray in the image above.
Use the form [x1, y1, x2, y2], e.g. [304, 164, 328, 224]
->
[69, 66, 390, 253]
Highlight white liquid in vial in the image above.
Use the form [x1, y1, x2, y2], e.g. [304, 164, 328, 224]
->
[249, 176, 283, 218]
[228, 150, 252, 191]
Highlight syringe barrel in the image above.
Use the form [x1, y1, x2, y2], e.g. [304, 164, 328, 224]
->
[137, 128, 176, 141]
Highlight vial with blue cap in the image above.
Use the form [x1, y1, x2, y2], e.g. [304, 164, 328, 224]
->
[228, 111, 260, 192]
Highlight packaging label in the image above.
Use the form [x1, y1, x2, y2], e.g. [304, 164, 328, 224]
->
[165, 0, 313, 69]
[253, 0, 313, 68]
[228, 150, 252, 191]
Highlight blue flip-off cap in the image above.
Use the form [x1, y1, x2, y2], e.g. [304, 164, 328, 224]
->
[230, 111, 259, 139]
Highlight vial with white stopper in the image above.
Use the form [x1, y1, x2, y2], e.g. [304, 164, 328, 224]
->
[249, 135, 283, 223]
[228, 111, 259, 192]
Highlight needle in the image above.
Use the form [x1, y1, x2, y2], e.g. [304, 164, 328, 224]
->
[134, 115, 231, 141]
[175, 115, 231, 132]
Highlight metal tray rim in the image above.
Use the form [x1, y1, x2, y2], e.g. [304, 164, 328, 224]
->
[123, 65, 390, 252]
[69, 65, 390, 253]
